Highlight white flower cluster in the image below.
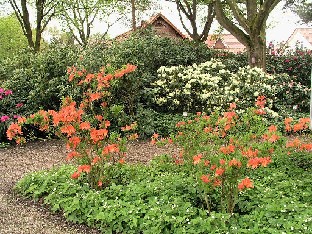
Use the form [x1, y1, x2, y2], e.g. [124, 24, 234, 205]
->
[151, 59, 278, 114]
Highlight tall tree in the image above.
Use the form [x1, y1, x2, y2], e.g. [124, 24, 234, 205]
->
[174, 0, 215, 42]
[119, 0, 154, 30]
[131, 0, 137, 30]
[286, 0, 312, 24]
[56, 0, 122, 47]
[4, 0, 57, 52]
[214, 0, 281, 69]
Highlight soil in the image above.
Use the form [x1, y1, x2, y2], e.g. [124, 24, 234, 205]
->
[0, 139, 178, 234]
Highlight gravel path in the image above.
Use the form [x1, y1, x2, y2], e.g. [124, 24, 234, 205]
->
[0, 139, 177, 234]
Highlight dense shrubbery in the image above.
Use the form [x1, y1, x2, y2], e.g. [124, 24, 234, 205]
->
[1, 32, 311, 141]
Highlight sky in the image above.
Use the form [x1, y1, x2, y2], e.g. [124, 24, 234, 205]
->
[99, 0, 310, 44]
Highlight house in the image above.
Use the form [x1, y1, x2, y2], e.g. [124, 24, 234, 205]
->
[205, 34, 246, 53]
[115, 13, 186, 41]
[285, 28, 312, 49]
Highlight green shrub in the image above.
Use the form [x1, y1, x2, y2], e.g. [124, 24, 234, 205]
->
[134, 107, 194, 138]
[150, 59, 278, 114]
[267, 48, 312, 88]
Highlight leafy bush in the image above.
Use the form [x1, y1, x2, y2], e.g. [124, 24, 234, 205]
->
[0, 44, 80, 116]
[8, 64, 138, 188]
[267, 48, 312, 87]
[134, 107, 194, 138]
[150, 59, 278, 114]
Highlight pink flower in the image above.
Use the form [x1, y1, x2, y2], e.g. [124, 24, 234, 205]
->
[4, 90, 12, 96]
[16, 103, 23, 108]
[0, 88, 4, 93]
[1, 115, 10, 122]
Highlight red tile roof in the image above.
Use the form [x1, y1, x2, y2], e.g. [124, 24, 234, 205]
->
[286, 28, 312, 46]
[205, 34, 246, 53]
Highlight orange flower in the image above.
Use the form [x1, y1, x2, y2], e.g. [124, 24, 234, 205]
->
[238, 177, 254, 191]
[213, 179, 222, 187]
[6, 123, 23, 140]
[71, 171, 80, 179]
[176, 121, 186, 127]
[201, 174, 211, 184]
[89, 92, 102, 102]
[255, 109, 266, 115]
[90, 128, 108, 142]
[284, 117, 293, 125]
[128, 133, 139, 140]
[255, 96, 266, 108]
[98, 180, 103, 187]
[152, 133, 159, 139]
[118, 158, 125, 164]
[242, 147, 259, 158]
[247, 157, 271, 169]
[220, 144, 235, 154]
[204, 160, 210, 167]
[102, 144, 119, 155]
[268, 125, 277, 132]
[60, 124, 76, 136]
[229, 102, 236, 110]
[121, 124, 132, 131]
[215, 168, 225, 177]
[66, 151, 80, 161]
[268, 134, 280, 143]
[67, 136, 81, 149]
[95, 115, 103, 121]
[204, 127, 212, 133]
[286, 138, 301, 148]
[229, 158, 242, 168]
[300, 143, 312, 151]
[77, 165, 91, 173]
[193, 154, 203, 165]
[92, 156, 101, 165]
[80, 122, 91, 130]
[219, 159, 226, 165]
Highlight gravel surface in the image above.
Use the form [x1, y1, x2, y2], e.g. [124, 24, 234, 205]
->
[0, 139, 178, 234]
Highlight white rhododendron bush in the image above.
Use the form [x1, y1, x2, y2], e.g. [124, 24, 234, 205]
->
[150, 59, 278, 115]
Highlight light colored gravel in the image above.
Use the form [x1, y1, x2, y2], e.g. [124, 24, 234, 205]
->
[0, 139, 178, 234]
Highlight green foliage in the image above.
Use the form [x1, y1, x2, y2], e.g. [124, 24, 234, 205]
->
[0, 14, 28, 60]
[134, 107, 193, 138]
[267, 48, 312, 88]
[1, 43, 80, 116]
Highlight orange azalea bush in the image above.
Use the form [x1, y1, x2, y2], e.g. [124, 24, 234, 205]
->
[152, 96, 311, 214]
[7, 64, 138, 189]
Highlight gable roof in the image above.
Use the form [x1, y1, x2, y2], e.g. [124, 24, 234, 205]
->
[286, 28, 312, 49]
[205, 34, 246, 53]
[115, 13, 186, 41]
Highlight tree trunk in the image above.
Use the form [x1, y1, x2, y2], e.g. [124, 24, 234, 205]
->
[131, 0, 136, 30]
[247, 34, 266, 70]
[21, 0, 34, 49]
[34, 0, 44, 52]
